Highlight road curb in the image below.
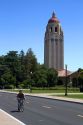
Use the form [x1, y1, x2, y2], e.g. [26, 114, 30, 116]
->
[26, 94, 83, 105]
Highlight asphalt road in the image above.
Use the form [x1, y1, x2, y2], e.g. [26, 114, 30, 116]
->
[0, 92, 83, 125]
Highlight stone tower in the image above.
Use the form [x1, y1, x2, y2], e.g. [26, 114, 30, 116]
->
[44, 12, 64, 70]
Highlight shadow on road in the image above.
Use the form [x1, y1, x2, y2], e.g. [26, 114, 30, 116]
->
[10, 110, 19, 113]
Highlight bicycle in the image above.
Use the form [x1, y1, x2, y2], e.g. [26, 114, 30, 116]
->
[17, 98, 24, 112]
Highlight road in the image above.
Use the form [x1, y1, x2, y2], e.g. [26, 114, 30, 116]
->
[0, 92, 83, 125]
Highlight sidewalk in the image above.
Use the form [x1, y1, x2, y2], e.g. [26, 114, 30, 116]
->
[0, 90, 83, 125]
[27, 93, 83, 104]
[0, 109, 25, 125]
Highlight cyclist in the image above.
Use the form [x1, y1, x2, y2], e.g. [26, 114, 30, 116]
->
[17, 90, 25, 111]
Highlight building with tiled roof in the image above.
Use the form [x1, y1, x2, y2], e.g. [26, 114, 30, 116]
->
[58, 69, 72, 77]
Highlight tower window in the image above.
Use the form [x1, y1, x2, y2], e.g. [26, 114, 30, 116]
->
[51, 27, 52, 32]
[55, 27, 57, 32]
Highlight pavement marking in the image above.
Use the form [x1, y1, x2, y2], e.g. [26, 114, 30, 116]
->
[0, 109, 26, 125]
[77, 114, 83, 118]
[39, 119, 44, 122]
[26, 101, 29, 103]
[42, 105, 51, 109]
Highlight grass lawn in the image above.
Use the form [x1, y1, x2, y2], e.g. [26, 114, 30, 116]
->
[55, 94, 83, 99]
[2, 88, 83, 99]
[5, 87, 80, 93]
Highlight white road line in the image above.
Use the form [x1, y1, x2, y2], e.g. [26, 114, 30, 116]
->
[42, 105, 51, 109]
[77, 114, 83, 118]
[39, 119, 44, 121]
[0, 109, 26, 125]
[26, 101, 29, 103]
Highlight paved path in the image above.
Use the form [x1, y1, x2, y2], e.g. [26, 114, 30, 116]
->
[28, 93, 83, 104]
[0, 109, 25, 125]
[0, 90, 83, 125]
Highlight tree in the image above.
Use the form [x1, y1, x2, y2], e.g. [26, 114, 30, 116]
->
[47, 68, 58, 87]
[4, 51, 21, 87]
[1, 72, 16, 88]
[16, 50, 26, 83]
[33, 68, 47, 87]
[24, 48, 38, 77]
[4, 51, 19, 74]
[0, 56, 4, 65]
[78, 69, 83, 87]
[19, 50, 25, 65]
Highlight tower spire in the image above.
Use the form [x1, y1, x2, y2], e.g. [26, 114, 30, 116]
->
[52, 11, 56, 18]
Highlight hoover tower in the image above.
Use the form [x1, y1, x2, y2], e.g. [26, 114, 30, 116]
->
[44, 12, 64, 70]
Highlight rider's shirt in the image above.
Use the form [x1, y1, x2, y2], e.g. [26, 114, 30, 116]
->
[17, 93, 24, 99]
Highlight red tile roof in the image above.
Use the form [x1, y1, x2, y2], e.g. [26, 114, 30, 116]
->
[58, 69, 72, 77]
[48, 12, 59, 23]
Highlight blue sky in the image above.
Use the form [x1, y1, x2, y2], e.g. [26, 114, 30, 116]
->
[0, 0, 83, 71]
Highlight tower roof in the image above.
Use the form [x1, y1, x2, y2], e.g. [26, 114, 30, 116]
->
[48, 12, 59, 23]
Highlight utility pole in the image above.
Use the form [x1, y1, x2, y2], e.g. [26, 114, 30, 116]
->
[30, 71, 32, 93]
[65, 64, 68, 96]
